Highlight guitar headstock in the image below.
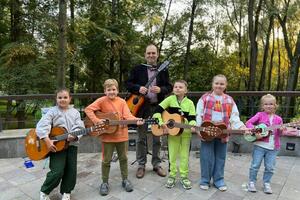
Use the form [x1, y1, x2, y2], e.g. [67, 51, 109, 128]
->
[202, 126, 222, 137]
[287, 120, 300, 128]
[157, 60, 170, 72]
[145, 118, 159, 125]
[92, 123, 106, 135]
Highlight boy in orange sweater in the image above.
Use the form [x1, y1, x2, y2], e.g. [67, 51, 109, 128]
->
[85, 79, 143, 196]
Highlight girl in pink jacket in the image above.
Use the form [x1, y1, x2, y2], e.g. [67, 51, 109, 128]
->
[246, 94, 283, 194]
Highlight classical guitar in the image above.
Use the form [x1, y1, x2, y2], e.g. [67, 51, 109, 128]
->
[85, 111, 158, 136]
[126, 60, 170, 116]
[151, 111, 221, 140]
[243, 121, 300, 142]
[25, 124, 103, 161]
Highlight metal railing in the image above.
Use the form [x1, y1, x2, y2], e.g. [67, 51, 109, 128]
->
[0, 91, 299, 130]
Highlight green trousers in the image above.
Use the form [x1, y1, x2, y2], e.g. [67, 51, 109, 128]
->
[41, 145, 78, 195]
[102, 141, 128, 182]
[168, 132, 191, 178]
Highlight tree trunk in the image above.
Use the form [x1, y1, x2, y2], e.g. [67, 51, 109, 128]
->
[10, 0, 22, 42]
[248, 0, 262, 91]
[57, 0, 67, 88]
[183, 0, 197, 81]
[258, 11, 274, 90]
[158, 0, 172, 57]
[69, 0, 75, 93]
[279, 10, 300, 117]
[276, 27, 281, 91]
[267, 27, 275, 90]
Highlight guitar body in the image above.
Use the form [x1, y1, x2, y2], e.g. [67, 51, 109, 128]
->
[200, 121, 227, 141]
[85, 111, 119, 136]
[151, 111, 184, 136]
[25, 127, 67, 161]
[244, 123, 269, 142]
[126, 94, 145, 116]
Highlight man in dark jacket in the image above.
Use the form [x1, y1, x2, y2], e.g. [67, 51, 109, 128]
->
[125, 44, 172, 178]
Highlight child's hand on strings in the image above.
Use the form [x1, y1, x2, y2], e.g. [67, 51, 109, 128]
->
[67, 134, 77, 142]
[44, 137, 57, 152]
[136, 118, 144, 125]
[160, 124, 169, 135]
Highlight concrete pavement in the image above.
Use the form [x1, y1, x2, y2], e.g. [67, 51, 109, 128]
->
[0, 152, 299, 200]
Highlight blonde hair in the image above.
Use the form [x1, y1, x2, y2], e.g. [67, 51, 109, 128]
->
[174, 80, 188, 88]
[260, 94, 278, 112]
[103, 79, 119, 90]
[212, 74, 227, 84]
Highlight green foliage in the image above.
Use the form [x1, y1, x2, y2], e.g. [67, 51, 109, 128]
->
[0, 0, 299, 95]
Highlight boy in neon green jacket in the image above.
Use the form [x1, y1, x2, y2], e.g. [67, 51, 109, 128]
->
[153, 80, 196, 190]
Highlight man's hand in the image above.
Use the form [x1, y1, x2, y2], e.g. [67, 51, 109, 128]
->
[150, 86, 161, 94]
[139, 86, 148, 95]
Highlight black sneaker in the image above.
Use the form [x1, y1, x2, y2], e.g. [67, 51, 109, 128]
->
[99, 182, 109, 196]
[122, 179, 133, 192]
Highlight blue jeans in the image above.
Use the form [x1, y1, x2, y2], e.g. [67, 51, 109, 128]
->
[249, 145, 278, 183]
[199, 139, 227, 188]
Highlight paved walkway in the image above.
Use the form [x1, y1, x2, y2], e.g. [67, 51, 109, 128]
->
[0, 152, 299, 200]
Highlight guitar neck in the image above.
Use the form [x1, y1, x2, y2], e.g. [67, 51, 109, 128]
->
[108, 120, 139, 126]
[222, 129, 246, 134]
[265, 121, 299, 131]
[145, 71, 159, 88]
[172, 122, 205, 132]
[51, 127, 93, 141]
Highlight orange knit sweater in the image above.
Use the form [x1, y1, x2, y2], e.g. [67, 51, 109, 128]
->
[84, 96, 137, 142]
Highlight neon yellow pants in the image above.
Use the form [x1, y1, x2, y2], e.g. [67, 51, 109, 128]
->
[168, 132, 191, 178]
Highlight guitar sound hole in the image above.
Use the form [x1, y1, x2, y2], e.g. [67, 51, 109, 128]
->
[167, 120, 175, 128]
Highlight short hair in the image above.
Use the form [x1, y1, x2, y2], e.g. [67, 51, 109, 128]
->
[145, 44, 158, 53]
[55, 88, 70, 97]
[174, 80, 188, 88]
[260, 94, 278, 111]
[212, 74, 227, 83]
[103, 79, 119, 90]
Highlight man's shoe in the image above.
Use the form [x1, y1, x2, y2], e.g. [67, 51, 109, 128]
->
[247, 182, 257, 193]
[40, 191, 50, 200]
[122, 179, 133, 192]
[136, 167, 145, 178]
[263, 183, 273, 194]
[99, 182, 109, 196]
[61, 193, 70, 200]
[153, 166, 166, 177]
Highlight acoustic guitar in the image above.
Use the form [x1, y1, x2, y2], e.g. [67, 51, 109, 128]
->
[152, 111, 300, 142]
[126, 60, 170, 116]
[151, 111, 221, 140]
[85, 111, 158, 136]
[243, 121, 300, 142]
[25, 124, 103, 161]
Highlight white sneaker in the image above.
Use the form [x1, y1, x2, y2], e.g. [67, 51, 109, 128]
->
[40, 191, 50, 200]
[200, 185, 209, 190]
[62, 193, 71, 200]
[247, 182, 257, 192]
[263, 183, 272, 194]
[218, 185, 227, 191]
